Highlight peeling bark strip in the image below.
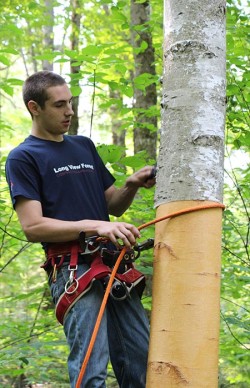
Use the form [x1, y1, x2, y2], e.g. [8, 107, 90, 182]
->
[155, 0, 226, 206]
[147, 202, 223, 388]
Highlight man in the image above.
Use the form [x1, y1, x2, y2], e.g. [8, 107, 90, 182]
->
[5, 71, 155, 387]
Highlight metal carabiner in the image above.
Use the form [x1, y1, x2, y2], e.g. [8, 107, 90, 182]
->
[68, 264, 78, 280]
[52, 265, 57, 283]
[85, 239, 100, 255]
[64, 265, 78, 293]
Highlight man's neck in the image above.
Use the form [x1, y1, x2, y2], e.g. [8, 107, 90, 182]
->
[31, 125, 64, 142]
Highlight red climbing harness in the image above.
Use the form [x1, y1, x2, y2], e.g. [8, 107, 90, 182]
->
[42, 236, 146, 325]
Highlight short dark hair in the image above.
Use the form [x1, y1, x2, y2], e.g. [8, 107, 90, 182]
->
[23, 71, 66, 113]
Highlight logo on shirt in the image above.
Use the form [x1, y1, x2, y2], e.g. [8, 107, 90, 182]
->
[53, 163, 94, 175]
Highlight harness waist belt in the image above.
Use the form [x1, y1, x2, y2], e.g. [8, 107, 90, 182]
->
[43, 240, 145, 325]
[42, 240, 90, 272]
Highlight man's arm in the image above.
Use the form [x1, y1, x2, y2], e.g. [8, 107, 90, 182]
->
[105, 166, 156, 217]
[15, 198, 140, 247]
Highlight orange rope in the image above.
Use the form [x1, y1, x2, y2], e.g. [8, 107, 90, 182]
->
[138, 202, 225, 231]
[75, 247, 127, 387]
[75, 202, 225, 387]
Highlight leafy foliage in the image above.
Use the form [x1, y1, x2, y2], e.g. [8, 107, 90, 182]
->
[0, 0, 249, 386]
[219, 2, 250, 384]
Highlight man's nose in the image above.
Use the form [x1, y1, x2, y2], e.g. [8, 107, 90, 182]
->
[65, 103, 74, 116]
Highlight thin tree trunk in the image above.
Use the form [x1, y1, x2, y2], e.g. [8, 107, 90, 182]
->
[102, 5, 126, 148]
[110, 89, 126, 147]
[147, 0, 226, 386]
[130, 0, 157, 161]
[68, 0, 81, 135]
[42, 0, 54, 71]
[130, 0, 158, 301]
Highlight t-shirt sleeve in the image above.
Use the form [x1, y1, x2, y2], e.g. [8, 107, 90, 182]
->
[5, 158, 42, 207]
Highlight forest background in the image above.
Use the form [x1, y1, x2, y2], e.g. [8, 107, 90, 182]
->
[0, 0, 249, 387]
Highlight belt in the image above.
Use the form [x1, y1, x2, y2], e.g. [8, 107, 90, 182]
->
[46, 254, 93, 277]
[41, 236, 99, 272]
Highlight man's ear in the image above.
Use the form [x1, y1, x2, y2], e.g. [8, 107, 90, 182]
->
[27, 100, 41, 116]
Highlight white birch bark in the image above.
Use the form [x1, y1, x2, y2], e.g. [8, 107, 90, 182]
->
[155, 0, 226, 206]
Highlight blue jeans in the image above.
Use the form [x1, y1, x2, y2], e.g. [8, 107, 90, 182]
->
[49, 263, 149, 387]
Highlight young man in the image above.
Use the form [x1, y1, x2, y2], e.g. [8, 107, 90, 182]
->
[5, 71, 155, 387]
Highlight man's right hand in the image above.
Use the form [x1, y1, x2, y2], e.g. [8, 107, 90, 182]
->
[96, 221, 140, 248]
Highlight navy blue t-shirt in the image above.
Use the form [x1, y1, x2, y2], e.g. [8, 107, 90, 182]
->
[5, 135, 115, 222]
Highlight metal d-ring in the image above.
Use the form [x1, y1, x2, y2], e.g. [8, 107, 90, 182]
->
[65, 278, 79, 294]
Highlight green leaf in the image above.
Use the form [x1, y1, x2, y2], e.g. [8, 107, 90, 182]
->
[133, 73, 158, 91]
[119, 84, 133, 97]
[19, 357, 29, 365]
[54, 58, 70, 63]
[1, 84, 13, 96]
[7, 78, 24, 86]
[70, 85, 82, 97]
[227, 84, 239, 95]
[97, 144, 125, 164]
[0, 48, 19, 55]
[0, 54, 11, 66]
[81, 45, 103, 56]
[64, 49, 78, 59]
[134, 40, 148, 54]
[35, 53, 58, 61]
[120, 152, 148, 168]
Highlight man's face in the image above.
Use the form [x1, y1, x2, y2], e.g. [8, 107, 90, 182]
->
[38, 84, 74, 137]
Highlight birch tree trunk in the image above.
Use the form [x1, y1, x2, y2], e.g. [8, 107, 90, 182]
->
[147, 1, 226, 386]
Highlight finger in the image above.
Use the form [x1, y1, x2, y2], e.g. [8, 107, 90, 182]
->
[117, 230, 135, 247]
[145, 165, 157, 182]
[116, 227, 139, 247]
[118, 235, 131, 248]
[124, 224, 141, 238]
[143, 178, 156, 189]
